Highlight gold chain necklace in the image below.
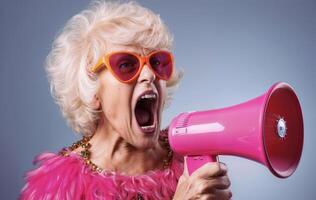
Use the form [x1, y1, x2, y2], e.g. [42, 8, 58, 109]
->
[59, 130, 173, 173]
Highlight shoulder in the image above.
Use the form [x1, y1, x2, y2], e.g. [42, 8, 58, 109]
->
[19, 151, 87, 200]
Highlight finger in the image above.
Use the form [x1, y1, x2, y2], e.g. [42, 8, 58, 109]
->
[192, 162, 227, 179]
[199, 194, 213, 200]
[182, 156, 189, 177]
[215, 188, 233, 200]
[202, 175, 231, 191]
[206, 188, 233, 200]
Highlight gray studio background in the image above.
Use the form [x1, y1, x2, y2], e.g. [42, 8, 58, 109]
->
[1, 0, 315, 199]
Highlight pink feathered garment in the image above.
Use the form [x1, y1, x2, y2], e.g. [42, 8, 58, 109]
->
[20, 137, 183, 200]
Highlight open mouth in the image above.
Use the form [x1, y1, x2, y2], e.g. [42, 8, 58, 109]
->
[134, 91, 158, 134]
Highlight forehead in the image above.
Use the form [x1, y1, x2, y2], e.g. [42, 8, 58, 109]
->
[105, 42, 158, 56]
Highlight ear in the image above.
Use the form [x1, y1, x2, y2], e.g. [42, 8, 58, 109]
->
[91, 94, 101, 110]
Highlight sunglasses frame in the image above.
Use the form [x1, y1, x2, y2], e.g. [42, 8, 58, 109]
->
[90, 50, 174, 83]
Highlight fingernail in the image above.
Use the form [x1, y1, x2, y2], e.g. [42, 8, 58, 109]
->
[220, 163, 228, 171]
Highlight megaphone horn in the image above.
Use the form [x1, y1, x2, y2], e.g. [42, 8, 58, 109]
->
[168, 82, 304, 178]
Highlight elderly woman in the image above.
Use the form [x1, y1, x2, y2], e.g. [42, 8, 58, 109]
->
[20, 1, 232, 199]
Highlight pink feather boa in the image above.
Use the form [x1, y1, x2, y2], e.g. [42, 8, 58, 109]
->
[20, 147, 183, 199]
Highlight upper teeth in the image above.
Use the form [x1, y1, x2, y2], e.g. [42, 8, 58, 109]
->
[140, 94, 156, 99]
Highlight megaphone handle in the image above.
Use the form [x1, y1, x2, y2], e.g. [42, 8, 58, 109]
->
[185, 155, 218, 176]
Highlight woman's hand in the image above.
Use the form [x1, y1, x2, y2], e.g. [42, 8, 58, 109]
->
[173, 161, 232, 200]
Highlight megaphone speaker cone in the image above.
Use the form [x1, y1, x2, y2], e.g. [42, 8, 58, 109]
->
[263, 82, 304, 178]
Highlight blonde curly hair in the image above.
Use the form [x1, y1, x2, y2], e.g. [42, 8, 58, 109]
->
[45, 0, 182, 136]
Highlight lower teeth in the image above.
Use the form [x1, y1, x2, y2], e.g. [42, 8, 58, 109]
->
[141, 124, 155, 130]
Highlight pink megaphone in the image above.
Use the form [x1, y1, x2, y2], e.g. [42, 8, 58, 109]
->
[168, 82, 303, 178]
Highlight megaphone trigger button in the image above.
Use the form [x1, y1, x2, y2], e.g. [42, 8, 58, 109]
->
[192, 156, 203, 160]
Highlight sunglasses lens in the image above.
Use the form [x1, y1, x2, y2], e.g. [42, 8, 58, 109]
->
[149, 51, 173, 80]
[109, 53, 140, 82]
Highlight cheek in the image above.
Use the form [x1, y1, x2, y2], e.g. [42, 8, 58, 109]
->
[99, 72, 133, 122]
[158, 81, 167, 109]
[102, 88, 131, 121]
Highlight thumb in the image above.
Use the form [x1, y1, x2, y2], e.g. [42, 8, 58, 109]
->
[182, 156, 189, 177]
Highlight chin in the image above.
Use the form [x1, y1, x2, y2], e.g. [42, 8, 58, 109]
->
[132, 129, 160, 150]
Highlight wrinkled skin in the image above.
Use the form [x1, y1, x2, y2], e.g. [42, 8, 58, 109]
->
[89, 43, 232, 198]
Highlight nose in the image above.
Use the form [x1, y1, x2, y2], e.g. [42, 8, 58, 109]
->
[138, 64, 156, 84]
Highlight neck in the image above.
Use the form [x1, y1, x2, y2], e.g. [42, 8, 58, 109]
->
[88, 119, 164, 175]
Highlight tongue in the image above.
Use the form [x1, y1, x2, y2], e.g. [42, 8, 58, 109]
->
[135, 107, 151, 126]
